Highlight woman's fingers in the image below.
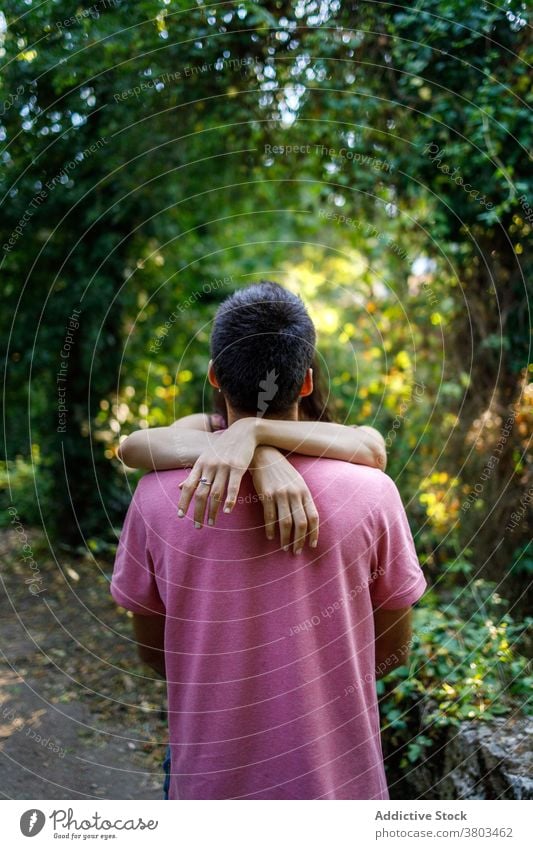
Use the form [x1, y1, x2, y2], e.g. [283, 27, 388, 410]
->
[276, 494, 292, 551]
[177, 465, 203, 517]
[262, 492, 276, 541]
[304, 496, 319, 550]
[192, 475, 213, 527]
[223, 468, 245, 514]
[290, 494, 308, 555]
[207, 469, 228, 526]
[178, 463, 244, 526]
[178, 464, 318, 554]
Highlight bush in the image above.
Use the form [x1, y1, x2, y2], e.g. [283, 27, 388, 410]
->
[380, 574, 532, 770]
[0, 446, 52, 528]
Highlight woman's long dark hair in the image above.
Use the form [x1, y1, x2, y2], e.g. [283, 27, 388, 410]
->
[212, 354, 335, 423]
[300, 355, 335, 422]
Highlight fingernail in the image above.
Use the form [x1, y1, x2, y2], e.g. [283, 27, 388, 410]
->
[208, 519, 214, 526]
[310, 541, 318, 548]
[283, 546, 289, 552]
[266, 534, 273, 541]
[223, 507, 231, 513]
[295, 549, 302, 555]
[194, 522, 201, 529]
[177, 509, 184, 518]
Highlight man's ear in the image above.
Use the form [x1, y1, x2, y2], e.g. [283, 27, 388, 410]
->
[207, 360, 220, 390]
[299, 367, 314, 398]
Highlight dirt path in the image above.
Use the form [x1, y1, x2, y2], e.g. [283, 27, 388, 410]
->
[0, 528, 167, 799]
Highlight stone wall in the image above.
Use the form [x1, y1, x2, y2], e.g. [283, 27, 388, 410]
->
[387, 715, 532, 800]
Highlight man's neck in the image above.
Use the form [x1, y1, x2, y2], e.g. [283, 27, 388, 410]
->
[226, 404, 299, 427]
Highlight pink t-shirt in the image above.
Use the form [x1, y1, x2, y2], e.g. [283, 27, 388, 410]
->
[111, 457, 426, 800]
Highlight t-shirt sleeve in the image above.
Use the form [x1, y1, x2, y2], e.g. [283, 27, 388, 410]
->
[110, 480, 165, 615]
[369, 474, 426, 610]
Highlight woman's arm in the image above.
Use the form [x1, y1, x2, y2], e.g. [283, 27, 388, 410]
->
[118, 416, 386, 472]
[177, 417, 387, 523]
[116, 415, 214, 470]
[118, 414, 387, 552]
[255, 419, 387, 471]
[117, 414, 321, 552]
[251, 446, 319, 554]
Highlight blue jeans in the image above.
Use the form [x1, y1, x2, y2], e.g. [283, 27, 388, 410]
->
[162, 745, 171, 800]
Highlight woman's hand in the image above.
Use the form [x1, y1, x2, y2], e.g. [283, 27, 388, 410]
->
[251, 446, 319, 554]
[176, 418, 259, 527]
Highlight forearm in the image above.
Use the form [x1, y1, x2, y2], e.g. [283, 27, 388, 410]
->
[374, 608, 412, 678]
[139, 650, 166, 679]
[255, 419, 387, 470]
[118, 417, 387, 473]
[133, 613, 166, 678]
[251, 444, 284, 469]
[375, 647, 410, 678]
[117, 427, 214, 470]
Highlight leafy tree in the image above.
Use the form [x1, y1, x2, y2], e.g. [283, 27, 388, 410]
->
[1, 1, 530, 607]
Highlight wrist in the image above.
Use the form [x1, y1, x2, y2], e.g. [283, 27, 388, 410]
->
[231, 416, 263, 446]
[252, 416, 265, 447]
[255, 416, 272, 446]
[252, 444, 281, 469]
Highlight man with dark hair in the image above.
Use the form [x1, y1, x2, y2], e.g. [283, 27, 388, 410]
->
[210, 280, 316, 415]
[111, 281, 426, 799]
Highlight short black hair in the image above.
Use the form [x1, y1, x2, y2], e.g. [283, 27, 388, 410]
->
[210, 281, 316, 415]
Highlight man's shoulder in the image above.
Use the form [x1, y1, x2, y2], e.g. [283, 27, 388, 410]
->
[291, 456, 387, 489]
[134, 468, 190, 503]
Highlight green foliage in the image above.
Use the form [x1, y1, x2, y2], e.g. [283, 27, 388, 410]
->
[0, 1, 530, 777]
[1, 0, 529, 545]
[379, 578, 532, 770]
[0, 447, 52, 527]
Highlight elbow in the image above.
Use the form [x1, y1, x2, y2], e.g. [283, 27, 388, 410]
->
[348, 442, 387, 471]
[374, 445, 387, 472]
[365, 433, 387, 471]
[116, 433, 140, 468]
[116, 440, 132, 467]
[350, 426, 387, 471]
[363, 428, 388, 471]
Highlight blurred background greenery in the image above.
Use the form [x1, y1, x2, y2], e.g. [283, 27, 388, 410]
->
[1, 0, 531, 790]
